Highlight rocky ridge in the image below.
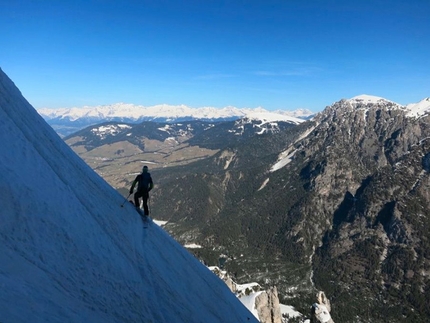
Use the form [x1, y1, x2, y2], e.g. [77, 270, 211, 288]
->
[291, 95, 430, 321]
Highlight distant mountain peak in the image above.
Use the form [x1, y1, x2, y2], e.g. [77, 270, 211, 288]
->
[346, 95, 430, 118]
[406, 97, 430, 117]
[348, 94, 398, 105]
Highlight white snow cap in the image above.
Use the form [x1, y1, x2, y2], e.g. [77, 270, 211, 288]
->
[349, 94, 430, 118]
[244, 111, 304, 124]
[406, 97, 430, 117]
[348, 94, 395, 104]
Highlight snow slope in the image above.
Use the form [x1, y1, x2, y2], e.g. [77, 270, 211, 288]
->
[0, 67, 258, 322]
[406, 97, 430, 117]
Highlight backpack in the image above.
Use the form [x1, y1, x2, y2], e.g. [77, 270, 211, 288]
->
[137, 172, 152, 192]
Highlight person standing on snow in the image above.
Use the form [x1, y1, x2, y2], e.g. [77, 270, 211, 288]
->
[129, 165, 154, 215]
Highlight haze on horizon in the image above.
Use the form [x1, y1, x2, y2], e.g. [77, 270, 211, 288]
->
[1, 0, 429, 112]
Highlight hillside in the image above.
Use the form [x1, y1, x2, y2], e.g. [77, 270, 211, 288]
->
[63, 117, 302, 188]
[0, 68, 258, 322]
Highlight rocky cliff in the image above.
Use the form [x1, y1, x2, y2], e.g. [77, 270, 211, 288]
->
[296, 96, 430, 322]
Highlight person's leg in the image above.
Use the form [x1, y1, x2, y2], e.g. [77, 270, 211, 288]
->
[142, 191, 149, 215]
[134, 191, 142, 208]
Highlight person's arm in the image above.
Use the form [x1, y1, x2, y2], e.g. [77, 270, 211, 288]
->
[148, 176, 154, 192]
[129, 176, 139, 194]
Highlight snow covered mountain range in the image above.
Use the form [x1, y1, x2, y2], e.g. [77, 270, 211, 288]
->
[37, 103, 312, 137]
[38, 103, 313, 122]
[0, 70, 260, 321]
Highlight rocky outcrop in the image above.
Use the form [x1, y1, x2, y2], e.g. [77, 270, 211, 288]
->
[255, 286, 282, 323]
[209, 267, 282, 323]
[310, 292, 334, 323]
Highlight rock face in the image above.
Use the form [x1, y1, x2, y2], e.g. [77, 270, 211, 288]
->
[311, 292, 334, 323]
[254, 286, 282, 323]
[301, 97, 430, 322]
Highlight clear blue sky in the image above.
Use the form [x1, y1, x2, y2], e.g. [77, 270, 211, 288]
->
[1, 0, 429, 112]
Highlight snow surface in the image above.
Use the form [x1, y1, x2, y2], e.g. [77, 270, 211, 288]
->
[349, 94, 394, 104]
[270, 148, 296, 172]
[269, 125, 316, 173]
[238, 292, 264, 319]
[243, 111, 304, 125]
[0, 67, 258, 322]
[280, 304, 302, 319]
[406, 97, 430, 117]
[258, 178, 270, 191]
[184, 243, 203, 249]
[91, 124, 131, 139]
[312, 303, 332, 323]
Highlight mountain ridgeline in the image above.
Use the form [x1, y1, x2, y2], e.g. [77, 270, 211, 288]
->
[60, 95, 430, 322]
[40, 103, 310, 137]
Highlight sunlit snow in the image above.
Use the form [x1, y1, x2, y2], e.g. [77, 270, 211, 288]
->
[349, 94, 394, 104]
[91, 124, 131, 139]
[406, 97, 430, 117]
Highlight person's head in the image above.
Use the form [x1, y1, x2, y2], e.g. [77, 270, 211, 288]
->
[142, 165, 148, 173]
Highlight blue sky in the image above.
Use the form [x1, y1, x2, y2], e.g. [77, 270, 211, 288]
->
[1, 0, 429, 112]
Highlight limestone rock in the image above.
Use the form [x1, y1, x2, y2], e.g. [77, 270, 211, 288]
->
[254, 286, 282, 323]
[311, 292, 334, 323]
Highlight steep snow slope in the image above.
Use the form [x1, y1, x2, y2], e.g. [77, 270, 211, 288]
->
[0, 68, 257, 323]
